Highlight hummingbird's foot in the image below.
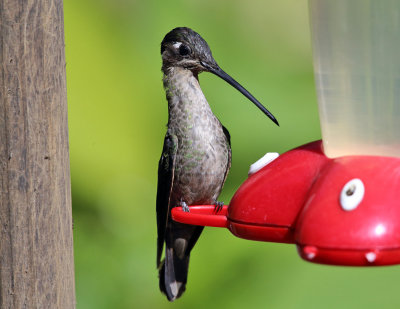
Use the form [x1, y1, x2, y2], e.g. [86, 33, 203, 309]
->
[214, 201, 224, 213]
[181, 201, 190, 213]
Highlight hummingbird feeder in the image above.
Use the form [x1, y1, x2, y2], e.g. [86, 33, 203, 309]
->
[172, 0, 400, 266]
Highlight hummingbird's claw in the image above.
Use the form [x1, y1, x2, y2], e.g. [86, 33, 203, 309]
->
[181, 201, 190, 213]
[214, 201, 224, 213]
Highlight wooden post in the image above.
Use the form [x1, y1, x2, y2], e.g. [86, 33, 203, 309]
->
[0, 0, 76, 307]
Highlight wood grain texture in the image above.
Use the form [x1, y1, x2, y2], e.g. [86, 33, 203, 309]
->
[0, 0, 76, 307]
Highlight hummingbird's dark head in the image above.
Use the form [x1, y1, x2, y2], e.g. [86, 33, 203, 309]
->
[161, 27, 280, 126]
[161, 27, 218, 73]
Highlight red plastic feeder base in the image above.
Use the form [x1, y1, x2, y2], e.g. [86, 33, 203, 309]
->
[170, 141, 400, 267]
[171, 205, 294, 243]
[228, 221, 294, 243]
[171, 205, 228, 228]
[297, 245, 400, 266]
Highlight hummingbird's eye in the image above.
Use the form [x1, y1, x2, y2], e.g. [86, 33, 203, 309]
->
[179, 44, 191, 56]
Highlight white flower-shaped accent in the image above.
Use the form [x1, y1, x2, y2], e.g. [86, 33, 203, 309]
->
[365, 251, 377, 263]
[248, 152, 279, 176]
[340, 178, 365, 211]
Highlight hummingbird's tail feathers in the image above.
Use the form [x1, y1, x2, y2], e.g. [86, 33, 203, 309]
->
[158, 221, 204, 301]
[159, 246, 189, 301]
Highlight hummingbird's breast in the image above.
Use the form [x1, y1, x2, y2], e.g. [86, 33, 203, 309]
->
[164, 67, 230, 206]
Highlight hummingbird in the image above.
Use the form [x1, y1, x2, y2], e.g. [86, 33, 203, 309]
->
[157, 27, 279, 301]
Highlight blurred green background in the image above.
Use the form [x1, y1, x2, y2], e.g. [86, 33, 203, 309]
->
[64, 0, 400, 308]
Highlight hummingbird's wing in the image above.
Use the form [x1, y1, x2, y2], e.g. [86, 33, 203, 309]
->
[221, 125, 232, 188]
[156, 133, 178, 268]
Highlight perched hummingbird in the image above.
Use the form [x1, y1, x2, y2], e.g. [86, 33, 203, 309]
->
[157, 27, 279, 301]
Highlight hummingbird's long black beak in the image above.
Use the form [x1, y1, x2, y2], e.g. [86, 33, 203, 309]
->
[201, 62, 279, 126]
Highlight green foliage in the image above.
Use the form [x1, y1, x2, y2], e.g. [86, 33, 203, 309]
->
[64, 1, 400, 308]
